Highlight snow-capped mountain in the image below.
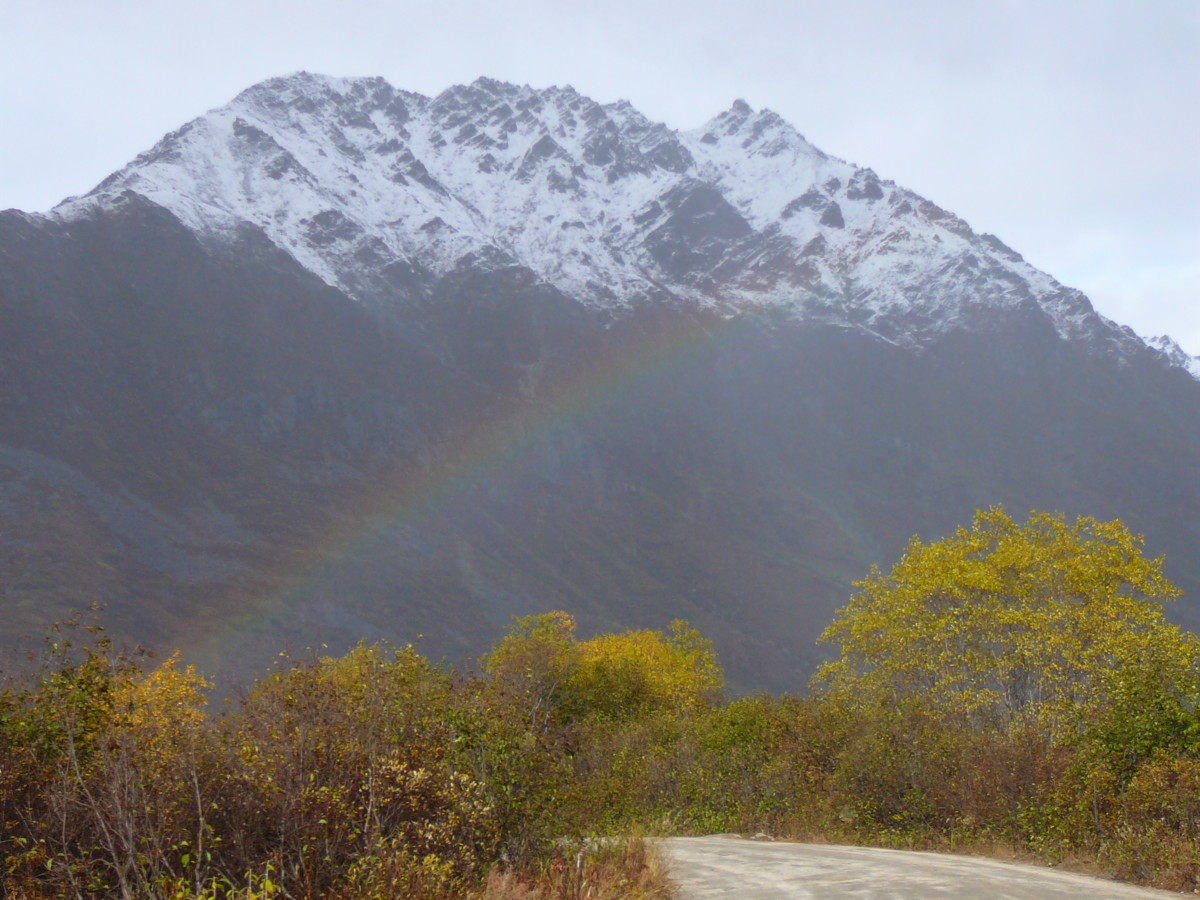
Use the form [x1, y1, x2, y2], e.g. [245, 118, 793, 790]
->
[5, 74, 1200, 691]
[1146, 335, 1200, 380]
[55, 73, 1192, 371]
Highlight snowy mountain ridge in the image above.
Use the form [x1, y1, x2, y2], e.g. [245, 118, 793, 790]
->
[7, 72, 1200, 691]
[53, 72, 1195, 375]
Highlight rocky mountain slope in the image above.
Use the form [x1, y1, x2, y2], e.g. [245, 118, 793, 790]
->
[3, 74, 1198, 690]
[57, 73, 1178, 359]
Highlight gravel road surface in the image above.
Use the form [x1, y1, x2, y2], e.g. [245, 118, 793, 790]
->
[662, 836, 1179, 899]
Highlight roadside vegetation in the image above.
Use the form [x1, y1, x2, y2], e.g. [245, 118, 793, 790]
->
[4, 508, 1200, 897]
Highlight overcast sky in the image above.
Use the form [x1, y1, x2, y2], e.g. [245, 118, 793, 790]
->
[4, 0, 1197, 352]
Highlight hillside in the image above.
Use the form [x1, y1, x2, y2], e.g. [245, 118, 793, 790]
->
[2, 74, 1199, 690]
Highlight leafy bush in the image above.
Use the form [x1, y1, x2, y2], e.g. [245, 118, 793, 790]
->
[8, 520, 1200, 900]
[814, 508, 1200, 740]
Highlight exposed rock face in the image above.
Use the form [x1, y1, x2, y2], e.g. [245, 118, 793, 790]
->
[3, 75, 1199, 691]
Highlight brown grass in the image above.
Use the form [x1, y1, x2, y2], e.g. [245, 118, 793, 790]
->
[472, 837, 676, 900]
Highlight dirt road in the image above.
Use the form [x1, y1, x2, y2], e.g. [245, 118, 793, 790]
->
[662, 836, 1178, 899]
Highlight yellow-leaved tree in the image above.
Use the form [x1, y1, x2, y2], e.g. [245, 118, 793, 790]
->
[482, 612, 723, 726]
[814, 507, 1200, 739]
[566, 620, 724, 722]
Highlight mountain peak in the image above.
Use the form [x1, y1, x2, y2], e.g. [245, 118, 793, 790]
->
[1147, 335, 1200, 378]
[694, 100, 819, 162]
[7, 74, 1200, 698]
[234, 71, 373, 107]
[469, 75, 517, 92]
[46, 73, 1196, 380]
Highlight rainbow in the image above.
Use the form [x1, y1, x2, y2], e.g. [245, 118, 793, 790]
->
[195, 308, 758, 669]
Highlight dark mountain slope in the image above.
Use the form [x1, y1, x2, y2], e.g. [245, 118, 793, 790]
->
[3, 77, 1199, 691]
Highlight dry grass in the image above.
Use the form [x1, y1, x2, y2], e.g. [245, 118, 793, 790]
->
[473, 837, 677, 900]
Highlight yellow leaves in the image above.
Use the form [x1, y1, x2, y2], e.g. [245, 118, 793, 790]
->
[814, 507, 1200, 740]
[569, 624, 723, 721]
[482, 612, 723, 726]
[116, 652, 210, 736]
[340, 754, 501, 896]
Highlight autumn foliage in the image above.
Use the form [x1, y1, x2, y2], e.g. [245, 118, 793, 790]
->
[0, 616, 682, 900]
[814, 508, 1198, 736]
[4, 509, 1200, 896]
